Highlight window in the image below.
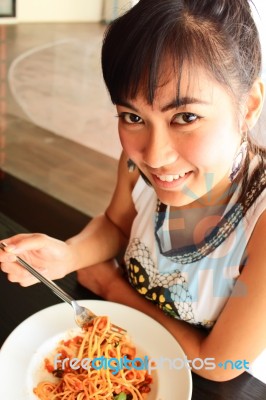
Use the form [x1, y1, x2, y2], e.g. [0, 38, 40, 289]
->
[0, 0, 16, 18]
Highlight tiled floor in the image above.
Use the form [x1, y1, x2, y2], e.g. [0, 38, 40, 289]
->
[7, 26, 122, 159]
[2, 23, 121, 217]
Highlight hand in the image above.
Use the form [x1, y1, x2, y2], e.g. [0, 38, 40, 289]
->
[0, 233, 76, 286]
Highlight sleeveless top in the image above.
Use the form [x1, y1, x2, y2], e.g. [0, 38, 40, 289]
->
[124, 157, 266, 382]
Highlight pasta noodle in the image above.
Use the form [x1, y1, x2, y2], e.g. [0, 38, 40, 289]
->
[33, 316, 152, 399]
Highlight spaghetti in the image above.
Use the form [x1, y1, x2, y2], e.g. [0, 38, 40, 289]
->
[33, 316, 152, 399]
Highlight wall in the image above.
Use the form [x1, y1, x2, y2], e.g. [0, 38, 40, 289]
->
[252, 0, 266, 77]
[102, 0, 138, 22]
[1, 0, 103, 23]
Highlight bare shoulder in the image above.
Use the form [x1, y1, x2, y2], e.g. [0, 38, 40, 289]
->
[242, 208, 266, 282]
[200, 210, 266, 379]
[246, 208, 266, 256]
[105, 152, 140, 238]
[239, 208, 266, 292]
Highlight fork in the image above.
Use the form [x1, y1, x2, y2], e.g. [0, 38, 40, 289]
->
[0, 242, 127, 337]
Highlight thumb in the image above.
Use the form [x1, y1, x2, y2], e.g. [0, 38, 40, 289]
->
[1, 233, 49, 254]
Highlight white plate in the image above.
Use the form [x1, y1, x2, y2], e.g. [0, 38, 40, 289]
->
[0, 300, 192, 399]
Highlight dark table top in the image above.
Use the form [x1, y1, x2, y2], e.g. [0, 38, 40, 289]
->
[0, 173, 266, 400]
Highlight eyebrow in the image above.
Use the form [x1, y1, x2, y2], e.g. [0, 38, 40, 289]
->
[161, 97, 210, 112]
[117, 97, 210, 113]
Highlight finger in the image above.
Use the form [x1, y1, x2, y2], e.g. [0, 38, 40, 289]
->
[4, 263, 37, 283]
[1, 259, 47, 279]
[0, 261, 21, 273]
[0, 252, 17, 262]
[1, 233, 50, 254]
[7, 272, 39, 286]
[1, 233, 36, 248]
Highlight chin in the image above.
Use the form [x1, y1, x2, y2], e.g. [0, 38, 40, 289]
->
[155, 190, 196, 208]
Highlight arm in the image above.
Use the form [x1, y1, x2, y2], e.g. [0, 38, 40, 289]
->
[66, 151, 139, 270]
[0, 152, 139, 285]
[104, 210, 266, 381]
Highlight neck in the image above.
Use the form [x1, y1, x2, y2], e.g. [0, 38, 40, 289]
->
[171, 175, 238, 212]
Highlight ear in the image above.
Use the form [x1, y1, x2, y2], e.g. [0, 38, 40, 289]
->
[242, 79, 265, 132]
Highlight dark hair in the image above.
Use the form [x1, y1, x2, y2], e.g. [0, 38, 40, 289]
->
[102, 0, 261, 107]
[102, 0, 266, 198]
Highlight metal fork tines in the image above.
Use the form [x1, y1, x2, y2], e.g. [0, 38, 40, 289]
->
[71, 300, 126, 336]
[0, 242, 127, 337]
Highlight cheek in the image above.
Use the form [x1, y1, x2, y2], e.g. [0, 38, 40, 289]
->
[119, 128, 143, 158]
[183, 129, 237, 169]
[118, 127, 129, 153]
[180, 135, 219, 166]
[119, 133, 133, 157]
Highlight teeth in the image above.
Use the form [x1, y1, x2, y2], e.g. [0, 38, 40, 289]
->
[156, 173, 187, 182]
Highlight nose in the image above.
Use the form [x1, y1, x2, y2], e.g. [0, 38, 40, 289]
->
[142, 125, 178, 168]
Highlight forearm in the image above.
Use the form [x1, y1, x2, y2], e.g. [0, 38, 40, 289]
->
[106, 276, 246, 381]
[66, 213, 127, 272]
[107, 276, 206, 355]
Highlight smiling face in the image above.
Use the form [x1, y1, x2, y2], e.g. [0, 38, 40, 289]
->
[116, 65, 246, 207]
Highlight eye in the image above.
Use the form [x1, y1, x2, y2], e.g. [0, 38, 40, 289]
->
[172, 113, 199, 125]
[118, 112, 143, 124]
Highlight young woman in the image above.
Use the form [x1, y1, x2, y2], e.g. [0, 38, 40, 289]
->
[1, 0, 265, 382]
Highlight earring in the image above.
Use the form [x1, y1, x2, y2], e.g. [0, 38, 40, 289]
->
[127, 159, 136, 172]
[229, 137, 248, 182]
